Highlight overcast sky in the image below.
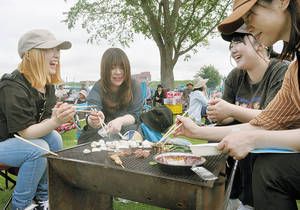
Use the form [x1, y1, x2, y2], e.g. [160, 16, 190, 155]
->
[0, 0, 283, 83]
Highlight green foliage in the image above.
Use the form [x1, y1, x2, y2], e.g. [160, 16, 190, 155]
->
[148, 80, 193, 90]
[63, 0, 233, 90]
[63, 0, 232, 48]
[194, 65, 222, 88]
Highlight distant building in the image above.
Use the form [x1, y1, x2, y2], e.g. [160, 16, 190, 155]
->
[79, 80, 97, 84]
[131, 71, 151, 82]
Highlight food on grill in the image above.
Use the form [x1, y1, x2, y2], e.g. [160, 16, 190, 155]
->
[83, 149, 91, 154]
[166, 157, 186, 165]
[83, 140, 155, 155]
[109, 154, 125, 168]
[141, 140, 152, 148]
[154, 153, 207, 175]
[120, 149, 133, 156]
[133, 149, 150, 159]
[92, 148, 101, 152]
[108, 148, 132, 157]
[152, 142, 169, 154]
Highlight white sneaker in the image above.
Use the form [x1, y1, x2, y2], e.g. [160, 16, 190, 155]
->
[33, 199, 49, 210]
[237, 203, 254, 210]
[227, 199, 242, 210]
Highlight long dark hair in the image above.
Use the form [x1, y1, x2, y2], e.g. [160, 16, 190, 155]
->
[99, 48, 133, 112]
[280, 0, 300, 60]
[194, 87, 204, 91]
[260, 0, 300, 60]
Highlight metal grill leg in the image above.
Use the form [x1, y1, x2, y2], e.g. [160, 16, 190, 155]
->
[2, 195, 13, 210]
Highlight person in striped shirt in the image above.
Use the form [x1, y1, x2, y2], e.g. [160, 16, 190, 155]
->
[173, 0, 300, 209]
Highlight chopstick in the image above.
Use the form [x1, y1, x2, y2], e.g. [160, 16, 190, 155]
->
[91, 108, 108, 137]
[14, 134, 59, 156]
[73, 110, 94, 112]
[118, 132, 126, 139]
[156, 111, 188, 144]
[157, 111, 191, 144]
[72, 105, 97, 108]
[52, 105, 97, 111]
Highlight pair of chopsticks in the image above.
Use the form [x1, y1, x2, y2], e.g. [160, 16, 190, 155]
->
[156, 111, 194, 144]
[52, 105, 97, 111]
[91, 108, 109, 137]
[14, 134, 59, 156]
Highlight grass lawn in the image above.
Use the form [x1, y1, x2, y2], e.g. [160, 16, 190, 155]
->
[1, 120, 300, 209]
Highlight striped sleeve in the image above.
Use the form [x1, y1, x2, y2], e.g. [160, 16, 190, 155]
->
[250, 61, 300, 130]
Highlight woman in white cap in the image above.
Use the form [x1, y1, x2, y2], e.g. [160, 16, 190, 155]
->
[208, 25, 290, 210]
[0, 29, 75, 210]
[74, 89, 87, 105]
[174, 0, 300, 209]
[188, 76, 211, 125]
[181, 81, 194, 111]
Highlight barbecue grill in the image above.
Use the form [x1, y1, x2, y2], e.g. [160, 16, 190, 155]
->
[44, 140, 228, 210]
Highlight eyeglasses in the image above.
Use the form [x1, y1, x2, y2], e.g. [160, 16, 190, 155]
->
[38, 100, 47, 123]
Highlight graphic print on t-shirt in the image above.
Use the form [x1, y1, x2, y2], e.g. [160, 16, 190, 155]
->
[235, 96, 261, 110]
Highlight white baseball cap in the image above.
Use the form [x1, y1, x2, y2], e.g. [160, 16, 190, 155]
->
[18, 29, 72, 58]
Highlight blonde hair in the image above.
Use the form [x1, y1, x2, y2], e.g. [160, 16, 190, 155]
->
[18, 48, 63, 88]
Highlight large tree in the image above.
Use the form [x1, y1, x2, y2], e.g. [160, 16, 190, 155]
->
[63, 0, 232, 90]
[194, 64, 222, 88]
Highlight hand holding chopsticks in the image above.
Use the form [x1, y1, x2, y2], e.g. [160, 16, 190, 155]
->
[14, 134, 59, 156]
[91, 108, 109, 137]
[156, 111, 193, 144]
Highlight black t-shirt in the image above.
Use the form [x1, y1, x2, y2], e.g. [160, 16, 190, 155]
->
[223, 58, 290, 114]
[75, 98, 86, 104]
[0, 70, 56, 142]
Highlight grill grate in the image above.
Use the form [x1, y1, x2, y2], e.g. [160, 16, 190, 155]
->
[55, 140, 228, 187]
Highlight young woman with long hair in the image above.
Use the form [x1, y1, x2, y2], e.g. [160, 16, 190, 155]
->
[78, 48, 143, 143]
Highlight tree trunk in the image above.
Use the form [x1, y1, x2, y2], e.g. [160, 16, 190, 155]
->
[159, 46, 175, 91]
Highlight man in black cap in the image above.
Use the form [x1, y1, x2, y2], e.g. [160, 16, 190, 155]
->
[153, 84, 166, 107]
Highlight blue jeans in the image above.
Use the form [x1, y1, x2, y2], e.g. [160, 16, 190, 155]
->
[200, 106, 211, 125]
[0, 131, 62, 209]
